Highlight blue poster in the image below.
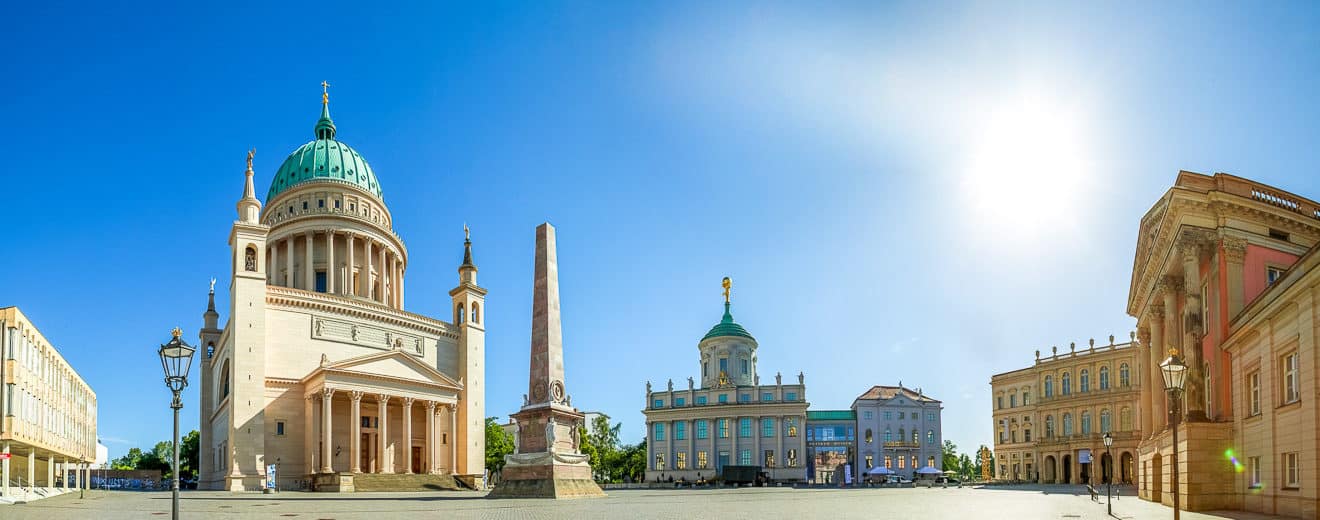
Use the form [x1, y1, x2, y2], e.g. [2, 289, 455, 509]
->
[266, 464, 277, 489]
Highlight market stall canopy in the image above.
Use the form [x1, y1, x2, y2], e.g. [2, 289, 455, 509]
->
[916, 466, 942, 474]
[866, 466, 894, 475]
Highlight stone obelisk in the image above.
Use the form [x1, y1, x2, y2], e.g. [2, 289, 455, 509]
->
[488, 223, 605, 499]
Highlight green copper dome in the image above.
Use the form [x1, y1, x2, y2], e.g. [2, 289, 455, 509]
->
[266, 103, 383, 202]
[702, 302, 755, 342]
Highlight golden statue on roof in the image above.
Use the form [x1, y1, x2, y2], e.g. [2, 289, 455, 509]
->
[722, 277, 731, 303]
[321, 80, 330, 105]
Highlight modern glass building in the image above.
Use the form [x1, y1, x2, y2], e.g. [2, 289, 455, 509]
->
[805, 410, 856, 485]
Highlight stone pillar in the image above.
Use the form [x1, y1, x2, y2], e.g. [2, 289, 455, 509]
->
[1161, 276, 1181, 421]
[62, 458, 68, 490]
[449, 404, 457, 474]
[27, 450, 34, 493]
[47, 456, 53, 488]
[753, 417, 761, 468]
[377, 245, 386, 304]
[1, 441, 8, 497]
[305, 395, 315, 476]
[425, 401, 436, 474]
[402, 398, 415, 473]
[305, 231, 315, 291]
[1180, 239, 1207, 421]
[269, 242, 278, 285]
[320, 388, 334, 473]
[366, 240, 375, 300]
[776, 417, 785, 474]
[730, 416, 738, 464]
[346, 232, 356, 296]
[398, 262, 405, 308]
[285, 236, 295, 288]
[1223, 236, 1247, 317]
[351, 391, 363, 473]
[326, 230, 335, 294]
[377, 394, 391, 473]
[1148, 304, 1166, 432]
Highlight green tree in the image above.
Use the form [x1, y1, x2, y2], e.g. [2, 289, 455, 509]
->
[958, 454, 974, 480]
[111, 447, 144, 470]
[180, 430, 200, 479]
[578, 424, 601, 480]
[583, 416, 622, 482]
[613, 438, 647, 483]
[484, 417, 514, 475]
[942, 440, 959, 472]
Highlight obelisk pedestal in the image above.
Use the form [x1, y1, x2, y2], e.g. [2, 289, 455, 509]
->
[488, 223, 605, 499]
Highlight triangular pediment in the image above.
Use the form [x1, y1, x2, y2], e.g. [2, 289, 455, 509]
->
[319, 350, 462, 389]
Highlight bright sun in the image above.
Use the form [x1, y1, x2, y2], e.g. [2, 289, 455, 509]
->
[961, 99, 1090, 238]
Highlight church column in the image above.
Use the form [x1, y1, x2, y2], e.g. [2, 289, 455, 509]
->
[753, 416, 762, 468]
[325, 230, 336, 294]
[305, 231, 315, 291]
[269, 242, 278, 285]
[730, 416, 738, 465]
[305, 395, 315, 475]
[1162, 277, 1181, 420]
[1148, 303, 1166, 433]
[377, 394, 391, 473]
[27, 450, 34, 493]
[350, 391, 363, 473]
[776, 417, 784, 474]
[378, 245, 387, 304]
[365, 240, 375, 300]
[389, 254, 399, 308]
[285, 236, 294, 288]
[1180, 237, 1207, 421]
[424, 401, 436, 474]
[449, 404, 457, 474]
[346, 233, 356, 296]
[62, 458, 68, 490]
[401, 398, 415, 473]
[1138, 326, 1154, 436]
[321, 388, 335, 473]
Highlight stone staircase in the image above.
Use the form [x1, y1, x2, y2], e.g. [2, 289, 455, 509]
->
[351, 473, 463, 492]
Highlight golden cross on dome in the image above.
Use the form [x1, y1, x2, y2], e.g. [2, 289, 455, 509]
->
[321, 81, 330, 105]
[721, 277, 732, 304]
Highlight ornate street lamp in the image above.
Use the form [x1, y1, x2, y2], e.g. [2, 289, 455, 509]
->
[1160, 350, 1188, 520]
[158, 328, 195, 520]
[1103, 432, 1113, 516]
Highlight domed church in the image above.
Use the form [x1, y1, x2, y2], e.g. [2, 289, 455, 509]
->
[196, 87, 487, 492]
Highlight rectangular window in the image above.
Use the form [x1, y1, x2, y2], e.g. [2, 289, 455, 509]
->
[676, 451, 687, 470]
[1024, 429, 1031, 442]
[696, 396, 707, 405]
[315, 271, 327, 293]
[739, 393, 750, 403]
[884, 411, 892, 421]
[718, 419, 729, 438]
[675, 421, 687, 440]
[334, 200, 341, 209]
[765, 449, 776, 468]
[1248, 371, 1261, 415]
[718, 394, 728, 404]
[1285, 452, 1300, 488]
[785, 392, 797, 401]
[762, 418, 774, 437]
[864, 411, 873, 420]
[1248, 456, 1261, 488]
[1010, 395, 1016, 408]
[696, 420, 708, 439]
[739, 417, 752, 437]
[740, 449, 751, 465]
[318, 199, 325, 208]
[655, 454, 665, 471]
[1022, 393, 1030, 406]
[698, 451, 708, 469]
[898, 456, 906, 469]
[997, 397, 1002, 409]
[276, 421, 286, 436]
[720, 358, 728, 375]
[884, 455, 892, 468]
[675, 397, 686, 407]
[361, 416, 373, 428]
[654, 422, 665, 441]
[1267, 266, 1285, 286]
[762, 392, 773, 402]
[1283, 353, 1300, 403]
[653, 399, 664, 408]
[741, 359, 749, 374]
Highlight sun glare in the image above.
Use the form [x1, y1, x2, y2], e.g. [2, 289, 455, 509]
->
[961, 99, 1090, 238]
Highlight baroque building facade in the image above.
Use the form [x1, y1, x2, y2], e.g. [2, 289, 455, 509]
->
[1130, 171, 1320, 516]
[643, 282, 808, 482]
[852, 385, 943, 480]
[197, 91, 486, 491]
[0, 307, 97, 498]
[990, 336, 1142, 485]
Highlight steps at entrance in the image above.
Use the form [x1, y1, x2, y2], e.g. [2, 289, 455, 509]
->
[352, 473, 462, 492]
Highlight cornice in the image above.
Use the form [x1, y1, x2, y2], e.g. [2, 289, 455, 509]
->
[266, 285, 459, 339]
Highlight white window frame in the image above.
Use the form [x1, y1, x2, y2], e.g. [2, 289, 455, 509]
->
[1248, 371, 1261, 416]
[1284, 452, 1300, 489]
[1284, 353, 1300, 404]
[1248, 456, 1261, 489]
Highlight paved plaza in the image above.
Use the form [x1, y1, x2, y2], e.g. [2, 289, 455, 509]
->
[0, 485, 1286, 520]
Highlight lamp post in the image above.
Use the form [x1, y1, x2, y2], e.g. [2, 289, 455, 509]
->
[1103, 432, 1113, 516]
[158, 328, 196, 520]
[1160, 350, 1188, 520]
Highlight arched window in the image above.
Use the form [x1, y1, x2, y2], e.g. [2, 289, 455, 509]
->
[1045, 415, 1055, 438]
[1120, 407, 1133, 431]
[1062, 373, 1071, 395]
[244, 246, 257, 272]
[885, 429, 892, 442]
[1062, 413, 1073, 436]
[219, 360, 231, 403]
[1099, 366, 1110, 390]
[1100, 409, 1112, 433]
[865, 429, 873, 443]
[455, 303, 465, 324]
[1044, 376, 1053, 397]
[206, 342, 215, 359]
[1119, 364, 1130, 387]
[1080, 369, 1090, 392]
[471, 302, 480, 324]
[1081, 411, 1092, 435]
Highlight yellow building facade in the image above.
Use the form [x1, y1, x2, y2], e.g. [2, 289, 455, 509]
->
[1, 306, 97, 499]
[991, 336, 1144, 485]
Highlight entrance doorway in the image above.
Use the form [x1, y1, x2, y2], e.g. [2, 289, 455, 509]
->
[717, 452, 729, 474]
[1044, 456, 1057, 483]
[1152, 453, 1163, 502]
[411, 446, 423, 473]
[361, 434, 371, 472]
[1062, 455, 1072, 484]
[1120, 452, 1134, 484]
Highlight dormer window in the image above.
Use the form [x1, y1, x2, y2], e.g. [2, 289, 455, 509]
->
[1267, 266, 1285, 286]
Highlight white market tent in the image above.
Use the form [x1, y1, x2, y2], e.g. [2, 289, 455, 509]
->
[916, 466, 942, 475]
[867, 466, 894, 475]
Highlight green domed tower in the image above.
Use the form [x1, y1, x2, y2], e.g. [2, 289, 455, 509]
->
[266, 95, 383, 202]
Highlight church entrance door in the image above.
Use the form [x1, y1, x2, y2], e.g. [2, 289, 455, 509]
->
[360, 434, 371, 472]
[411, 447, 423, 474]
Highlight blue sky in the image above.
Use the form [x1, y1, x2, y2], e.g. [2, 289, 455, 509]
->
[6, 1, 1320, 460]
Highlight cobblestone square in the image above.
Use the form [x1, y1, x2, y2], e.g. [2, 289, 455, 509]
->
[0, 485, 1283, 520]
